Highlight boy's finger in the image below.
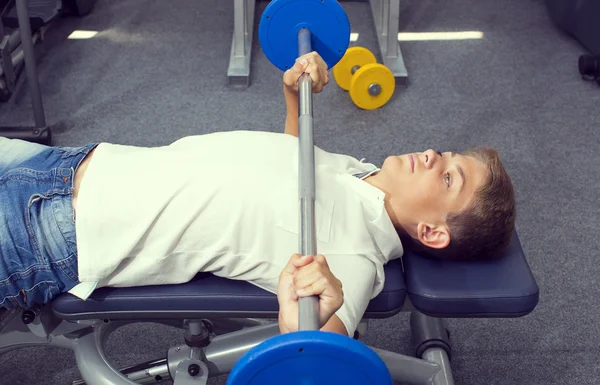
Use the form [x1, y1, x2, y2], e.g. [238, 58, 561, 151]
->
[294, 57, 309, 73]
[314, 52, 327, 68]
[292, 254, 314, 268]
[283, 59, 306, 81]
[296, 277, 328, 297]
[290, 283, 299, 300]
[293, 267, 325, 288]
[311, 54, 328, 75]
[318, 56, 330, 85]
[294, 258, 320, 276]
[281, 253, 308, 275]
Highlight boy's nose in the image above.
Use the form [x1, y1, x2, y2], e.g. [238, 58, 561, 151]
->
[423, 149, 438, 168]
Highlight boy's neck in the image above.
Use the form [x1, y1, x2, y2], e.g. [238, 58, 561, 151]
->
[362, 172, 402, 230]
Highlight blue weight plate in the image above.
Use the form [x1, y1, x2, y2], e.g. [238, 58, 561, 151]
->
[259, 0, 350, 71]
[227, 331, 393, 385]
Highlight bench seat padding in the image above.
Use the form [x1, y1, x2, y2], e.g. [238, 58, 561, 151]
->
[52, 258, 407, 320]
[403, 233, 539, 318]
[53, 232, 538, 321]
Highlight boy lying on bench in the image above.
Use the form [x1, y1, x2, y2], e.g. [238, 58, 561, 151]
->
[0, 52, 516, 338]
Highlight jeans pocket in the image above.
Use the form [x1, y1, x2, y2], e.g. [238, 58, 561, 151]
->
[26, 192, 76, 269]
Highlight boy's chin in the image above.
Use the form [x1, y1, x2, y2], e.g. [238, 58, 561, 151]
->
[383, 155, 405, 169]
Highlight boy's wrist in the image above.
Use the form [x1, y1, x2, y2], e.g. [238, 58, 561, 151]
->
[278, 313, 291, 334]
[279, 309, 301, 333]
[282, 84, 299, 136]
[283, 84, 298, 98]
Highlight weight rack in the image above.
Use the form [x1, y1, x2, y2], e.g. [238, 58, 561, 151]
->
[226, 0, 408, 88]
[0, 0, 50, 144]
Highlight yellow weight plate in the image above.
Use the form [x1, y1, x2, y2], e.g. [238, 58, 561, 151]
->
[349, 63, 395, 110]
[332, 47, 377, 91]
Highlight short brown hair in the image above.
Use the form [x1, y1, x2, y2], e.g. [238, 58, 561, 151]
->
[401, 147, 516, 261]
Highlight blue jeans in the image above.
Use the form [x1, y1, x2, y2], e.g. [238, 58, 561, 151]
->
[0, 137, 98, 309]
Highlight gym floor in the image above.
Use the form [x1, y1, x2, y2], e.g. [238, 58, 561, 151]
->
[1, 0, 599, 384]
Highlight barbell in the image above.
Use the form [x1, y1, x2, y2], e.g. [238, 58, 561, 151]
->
[227, 0, 393, 383]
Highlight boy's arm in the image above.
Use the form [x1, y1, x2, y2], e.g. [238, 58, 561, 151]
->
[283, 85, 299, 137]
[279, 313, 348, 336]
[319, 314, 348, 335]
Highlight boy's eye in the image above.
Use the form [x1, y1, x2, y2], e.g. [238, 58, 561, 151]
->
[436, 150, 442, 157]
[445, 173, 451, 186]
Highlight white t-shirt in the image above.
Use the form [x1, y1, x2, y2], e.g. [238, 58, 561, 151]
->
[71, 131, 403, 335]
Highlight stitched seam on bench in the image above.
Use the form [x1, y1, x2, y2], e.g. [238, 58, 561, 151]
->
[409, 293, 539, 300]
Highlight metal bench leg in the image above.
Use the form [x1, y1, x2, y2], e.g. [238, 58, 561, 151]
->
[411, 311, 455, 385]
[371, 346, 444, 384]
[422, 348, 454, 385]
[369, 0, 408, 86]
[227, 0, 256, 88]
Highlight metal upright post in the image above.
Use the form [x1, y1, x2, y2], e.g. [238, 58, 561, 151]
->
[0, 0, 51, 144]
[369, 0, 408, 85]
[227, 0, 256, 88]
[16, 0, 46, 129]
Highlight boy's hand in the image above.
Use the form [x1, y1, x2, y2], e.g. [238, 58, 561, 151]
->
[277, 253, 344, 333]
[283, 51, 329, 94]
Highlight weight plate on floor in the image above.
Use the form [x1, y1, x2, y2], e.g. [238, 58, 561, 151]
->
[349, 63, 395, 110]
[332, 47, 377, 91]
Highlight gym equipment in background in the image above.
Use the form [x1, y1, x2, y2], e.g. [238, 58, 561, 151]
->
[0, 0, 52, 143]
[545, 0, 600, 86]
[0, 0, 95, 145]
[227, 0, 408, 89]
[545, 0, 600, 55]
[579, 54, 600, 87]
[332, 46, 395, 110]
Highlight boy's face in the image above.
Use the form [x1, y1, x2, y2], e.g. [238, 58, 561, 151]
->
[377, 149, 488, 247]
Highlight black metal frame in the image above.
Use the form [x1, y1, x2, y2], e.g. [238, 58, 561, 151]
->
[0, 0, 51, 145]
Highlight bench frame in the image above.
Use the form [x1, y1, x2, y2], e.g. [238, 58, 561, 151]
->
[0, 300, 454, 385]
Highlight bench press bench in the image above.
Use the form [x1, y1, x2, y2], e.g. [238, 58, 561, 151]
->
[0, 231, 538, 385]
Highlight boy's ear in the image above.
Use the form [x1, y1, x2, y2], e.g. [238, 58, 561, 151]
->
[416, 223, 450, 249]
